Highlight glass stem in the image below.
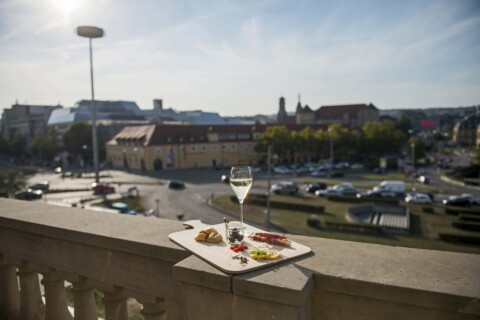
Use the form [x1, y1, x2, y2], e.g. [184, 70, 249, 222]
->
[239, 201, 244, 226]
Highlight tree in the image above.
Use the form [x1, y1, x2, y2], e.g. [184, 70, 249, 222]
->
[362, 121, 405, 157]
[408, 137, 426, 165]
[395, 115, 412, 135]
[0, 169, 26, 195]
[29, 128, 57, 163]
[255, 126, 293, 162]
[63, 122, 92, 163]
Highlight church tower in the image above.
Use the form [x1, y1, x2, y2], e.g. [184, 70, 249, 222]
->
[277, 97, 287, 124]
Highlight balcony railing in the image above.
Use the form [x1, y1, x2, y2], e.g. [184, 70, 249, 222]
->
[1, 198, 479, 320]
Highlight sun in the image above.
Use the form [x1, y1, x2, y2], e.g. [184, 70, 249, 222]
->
[51, 0, 82, 17]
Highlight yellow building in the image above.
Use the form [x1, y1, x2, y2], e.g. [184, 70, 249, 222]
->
[106, 124, 266, 171]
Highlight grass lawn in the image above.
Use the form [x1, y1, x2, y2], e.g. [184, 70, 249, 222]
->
[211, 194, 480, 255]
[93, 196, 145, 213]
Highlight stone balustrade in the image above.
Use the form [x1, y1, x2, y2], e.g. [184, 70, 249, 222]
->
[1, 198, 479, 320]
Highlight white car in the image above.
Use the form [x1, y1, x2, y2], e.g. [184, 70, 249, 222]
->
[271, 181, 299, 195]
[316, 183, 357, 196]
[405, 193, 433, 204]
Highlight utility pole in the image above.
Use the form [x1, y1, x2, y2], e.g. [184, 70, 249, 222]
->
[265, 145, 272, 230]
[411, 142, 415, 192]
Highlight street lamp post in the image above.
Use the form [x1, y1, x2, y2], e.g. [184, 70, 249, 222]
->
[328, 128, 334, 177]
[76, 26, 104, 183]
[411, 142, 415, 192]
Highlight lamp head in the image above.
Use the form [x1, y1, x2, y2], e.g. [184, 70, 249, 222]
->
[76, 26, 104, 38]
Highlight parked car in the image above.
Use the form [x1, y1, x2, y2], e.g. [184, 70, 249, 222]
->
[405, 192, 433, 204]
[92, 183, 115, 195]
[273, 166, 291, 174]
[221, 175, 230, 183]
[350, 163, 364, 170]
[334, 162, 349, 169]
[271, 181, 299, 195]
[305, 182, 327, 194]
[14, 189, 43, 200]
[29, 181, 49, 191]
[311, 170, 327, 177]
[330, 171, 345, 178]
[316, 183, 357, 197]
[110, 202, 137, 215]
[168, 180, 186, 190]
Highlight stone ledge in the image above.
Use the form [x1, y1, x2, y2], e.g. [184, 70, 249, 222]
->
[0, 199, 189, 263]
[173, 256, 231, 293]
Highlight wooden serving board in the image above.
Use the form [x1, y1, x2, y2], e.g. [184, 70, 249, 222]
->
[169, 220, 312, 274]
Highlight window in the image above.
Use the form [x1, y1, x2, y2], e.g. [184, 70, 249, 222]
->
[201, 145, 206, 151]
[231, 144, 237, 150]
[240, 143, 244, 149]
[222, 144, 226, 150]
[248, 143, 252, 149]
[212, 145, 217, 151]
[190, 145, 196, 152]
[155, 147, 162, 154]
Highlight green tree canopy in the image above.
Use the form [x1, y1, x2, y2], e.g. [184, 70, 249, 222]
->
[0, 169, 26, 195]
[63, 122, 92, 161]
[29, 127, 57, 162]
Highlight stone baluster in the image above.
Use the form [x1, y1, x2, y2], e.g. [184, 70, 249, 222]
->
[140, 298, 166, 320]
[0, 259, 20, 319]
[103, 288, 128, 320]
[17, 263, 45, 320]
[42, 269, 73, 320]
[72, 277, 98, 320]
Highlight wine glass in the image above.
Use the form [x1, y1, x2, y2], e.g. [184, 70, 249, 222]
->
[229, 166, 253, 227]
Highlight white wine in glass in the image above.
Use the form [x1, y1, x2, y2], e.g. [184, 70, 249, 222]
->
[229, 166, 253, 226]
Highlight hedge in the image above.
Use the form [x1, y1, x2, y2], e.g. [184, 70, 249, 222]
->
[326, 195, 399, 205]
[451, 221, 480, 232]
[458, 214, 480, 223]
[438, 233, 480, 245]
[444, 206, 480, 216]
[233, 195, 325, 214]
[324, 221, 383, 234]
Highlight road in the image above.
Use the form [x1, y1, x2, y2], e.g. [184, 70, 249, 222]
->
[27, 161, 479, 225]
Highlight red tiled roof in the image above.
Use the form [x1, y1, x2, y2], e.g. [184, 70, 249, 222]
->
[110, 124, 330, 146]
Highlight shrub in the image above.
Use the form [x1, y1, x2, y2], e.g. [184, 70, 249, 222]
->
[439, 233, 480, 245]
[232, 195, 325, 214]
[324, 221, 382, 234]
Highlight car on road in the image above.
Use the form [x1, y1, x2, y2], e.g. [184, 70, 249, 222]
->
[29, 181, 49, 191]
[417, 175, 430, 184]
[405, 192, 433, 204]
[316, 183, 357, 197]
[221, 175, 230, 183]
[305, 182, 327, 194]
[271, 181, 299, 195]
[92, 183, 115, 195]
[443, 194, 479, 207]
[168, 180, 186, 190]
[14, 189, 43, 201]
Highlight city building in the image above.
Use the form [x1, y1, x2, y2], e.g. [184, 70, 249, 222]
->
[1, 103, 62, 143]
[106, 124, 262, 171]
[47, 99, 147, 147]
[106, 123, 326, 171]
[277, 97, 379, 127]
[453, 115, 480, 147]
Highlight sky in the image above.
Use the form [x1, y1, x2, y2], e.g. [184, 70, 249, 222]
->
[0, 0, 479, 116]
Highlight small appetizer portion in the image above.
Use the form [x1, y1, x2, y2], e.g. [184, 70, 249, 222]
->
[249, 232, 291, 247]
[249, 249, 281, 260]
[195, 227, 223, 243]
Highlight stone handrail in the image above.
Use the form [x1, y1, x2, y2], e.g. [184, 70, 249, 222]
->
[1, 198, 480, 319]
